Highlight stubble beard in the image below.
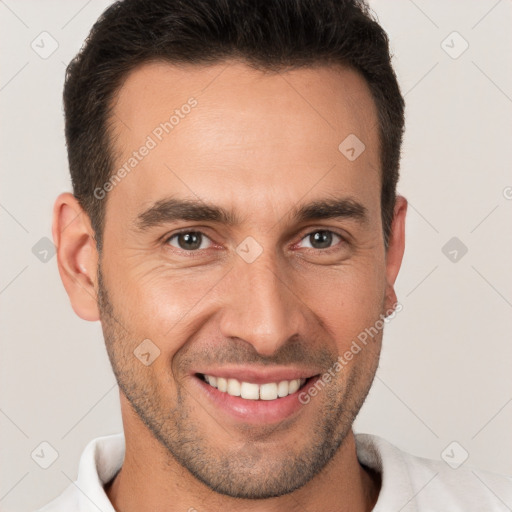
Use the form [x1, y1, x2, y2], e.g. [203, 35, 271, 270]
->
[96, 264, 381, 499]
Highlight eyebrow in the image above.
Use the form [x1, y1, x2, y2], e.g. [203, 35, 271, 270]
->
[291, 197, 368, 225]
[135, 197, 241, 230]
[134, 196, 368, 231]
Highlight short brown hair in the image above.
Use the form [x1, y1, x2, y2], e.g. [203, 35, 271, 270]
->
[64, 0, 405, 251]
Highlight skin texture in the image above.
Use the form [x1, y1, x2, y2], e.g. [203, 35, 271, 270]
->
[53, 61, 407, 512]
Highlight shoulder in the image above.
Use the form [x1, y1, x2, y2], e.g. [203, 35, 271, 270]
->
[35, 484, 79, 512]
[355, 433, 512, 511]
[34, 432, 124, 512]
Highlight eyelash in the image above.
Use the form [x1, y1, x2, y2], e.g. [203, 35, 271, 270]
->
[163, 229, 347, 255]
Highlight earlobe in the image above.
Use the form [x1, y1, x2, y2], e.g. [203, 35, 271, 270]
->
[52, 192, 101, 321]
[384, 195, 407, 311]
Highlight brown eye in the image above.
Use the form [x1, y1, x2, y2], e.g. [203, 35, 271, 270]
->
[299, 230, 342, 250]
[166, 231, 211, 251]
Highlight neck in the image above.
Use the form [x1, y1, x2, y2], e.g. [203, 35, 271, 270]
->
[105, 398, 380, 512]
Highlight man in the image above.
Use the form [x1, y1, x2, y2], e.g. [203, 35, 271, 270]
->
[40, 0, 511, 510]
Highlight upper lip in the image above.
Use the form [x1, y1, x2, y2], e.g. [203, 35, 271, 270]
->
[193, 366, 320, 385]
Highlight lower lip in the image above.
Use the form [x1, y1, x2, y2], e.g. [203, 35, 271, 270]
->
[193, 375, 319, 425]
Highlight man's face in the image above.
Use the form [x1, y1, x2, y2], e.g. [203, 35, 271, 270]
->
[97, 61, 395, 498]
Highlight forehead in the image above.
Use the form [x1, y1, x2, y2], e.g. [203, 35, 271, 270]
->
[105, 60, 381, 229]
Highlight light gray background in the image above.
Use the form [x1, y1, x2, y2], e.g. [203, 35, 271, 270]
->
[1, 0, 511, 510]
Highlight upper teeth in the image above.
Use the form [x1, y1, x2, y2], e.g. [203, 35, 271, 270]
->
[203, 375, 306, 400]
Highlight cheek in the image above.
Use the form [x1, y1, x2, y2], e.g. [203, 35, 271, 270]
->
[110, 259, 228, 340]
[298, 261, 387, 345]
[105, 242, 386, 354]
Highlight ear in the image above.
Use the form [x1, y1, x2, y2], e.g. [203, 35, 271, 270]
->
[384, 195, 407, 311]
[52, 192, 100, 321]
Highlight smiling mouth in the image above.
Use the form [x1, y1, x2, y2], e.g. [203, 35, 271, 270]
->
[196, 373, 313, 401]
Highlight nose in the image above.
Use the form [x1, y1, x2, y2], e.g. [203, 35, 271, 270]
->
[218, 253, 304, 357]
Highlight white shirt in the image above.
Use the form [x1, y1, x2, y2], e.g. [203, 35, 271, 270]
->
[36, 432, 512, 511]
